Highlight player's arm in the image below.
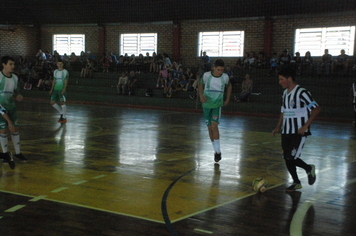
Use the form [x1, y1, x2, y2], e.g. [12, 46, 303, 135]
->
[223, 82, 232, 107]
[49, 78, 56, 95]
[0, 105, 15, 132]
[199, 80, 206, 103]
[298, 106, 320, 135]
[13, 84, 23, 102]
[62, 78, 69, 95]
[272, 113, 283, 136]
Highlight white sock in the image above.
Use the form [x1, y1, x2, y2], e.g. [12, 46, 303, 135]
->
[61, 105, 67, 118]
[0, 133, 8, 153]
[212, 139, 221, 153]
[52, 103, 62, 114]
[11, 132, 20, 154]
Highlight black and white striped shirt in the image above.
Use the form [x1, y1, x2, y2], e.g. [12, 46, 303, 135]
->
[281, 85, 318, 135]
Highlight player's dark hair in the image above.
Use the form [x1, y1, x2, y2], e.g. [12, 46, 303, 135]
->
[57, 59, 64, 64]
[1, 56, 15, 65]
[214, 59, 225, 67]
[279, 66, 296, 81]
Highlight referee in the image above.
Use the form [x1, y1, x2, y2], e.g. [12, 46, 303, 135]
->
[272, 66, 320, 191]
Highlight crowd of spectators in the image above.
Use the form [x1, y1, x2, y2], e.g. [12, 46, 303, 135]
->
[7, 48, 356, 98]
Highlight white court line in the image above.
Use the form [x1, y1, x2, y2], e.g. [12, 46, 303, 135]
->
[5, 205, 26, 212]
[29, 195, 47, 202]
[72, 180, 88, 185]
[290, 177, 356, 236]
[92, 175, 106, 179]
[51, 187, 68, 193]
[194, 228, 213, 234]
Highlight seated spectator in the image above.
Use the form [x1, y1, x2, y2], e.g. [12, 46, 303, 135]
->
[234, 73, 253, 102]
[279, 49, 292, 69]
[127, 71, 138, 96]
[129, 54, 136, 71]
[100, 53, 112, 73]
[143, 52, 151, 73]
[150, 52, 158, 73]
[157, 64, 168, 88]
[189, 67, 203, 99]
[332, 49, 349, 76]
[80, 58, 93, 78]
[317, 49, 333, 76]
[70, 52, 80, 70]
[45, 51, 53, 65]
[248, 52, 257, 69]
[164, 72, 176, 97]
[110, 52, 118, 72]
[136, 54, 144, 72]
[268, 53, 279, 76]
[117, 55, 124, 72]
[238, 53, 249, 71]
[36, 49, 46, 62]
[291, 52, 302, 75]
[225, 66, 236, 84]
[117, 72, 128, 95]
[301, 51, 314, 77]
[256, 52, 267, 69]
[62, 53, 70, 67]
[175, 74, 189, 91]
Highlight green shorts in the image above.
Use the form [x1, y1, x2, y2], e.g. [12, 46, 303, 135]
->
[51, 90, 67, 103]
[203, 107, 221, 126]
[0, 109, 19, 130]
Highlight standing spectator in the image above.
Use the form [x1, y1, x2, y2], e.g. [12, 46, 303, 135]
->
[143, 52, 151, 73]
[332, 49, 349, 76]
[49, 60, 69, 123]
[117, 72, 128, 95]
[291, 52, 302, 75]
[127, 71, 137, 96]
[100, 53, 111, 73]
[225, 66, 236, 84]
[301, 51, 314, 77]
[317, 49, 333, 77]
[0, 56, 27, 163]
[199, 59, 232, 162]
[201, 51, 212, 72]
[248, 52, 257, 69]
[272, 66, 320, 191]
[234, 73, 253, 102]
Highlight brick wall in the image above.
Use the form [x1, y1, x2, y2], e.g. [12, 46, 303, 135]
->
[1, 13, 355, 67]
[0, 26, 38, 58]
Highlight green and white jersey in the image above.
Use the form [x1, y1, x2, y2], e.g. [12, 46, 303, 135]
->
[53, 69, 69, 91]
[0, 72, 19, 111]
[200, 72, 229, 108]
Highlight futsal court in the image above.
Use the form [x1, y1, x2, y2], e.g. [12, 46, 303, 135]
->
[0, 100, 355, 236]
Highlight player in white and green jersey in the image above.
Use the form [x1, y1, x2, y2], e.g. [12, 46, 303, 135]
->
[49, 60, 69, 123]
[199, 59, 232, 162]
[0, 56, 27, 165]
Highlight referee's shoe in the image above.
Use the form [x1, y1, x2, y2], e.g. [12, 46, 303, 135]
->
[307, 164, 316, 185]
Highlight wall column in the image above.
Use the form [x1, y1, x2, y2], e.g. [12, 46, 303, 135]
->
[98, 26, 106, 57]
[172, 23, 181, 62]
[263, 19, 273, 59]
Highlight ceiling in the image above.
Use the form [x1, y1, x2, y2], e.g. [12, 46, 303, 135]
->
[0, 0, 355, 26]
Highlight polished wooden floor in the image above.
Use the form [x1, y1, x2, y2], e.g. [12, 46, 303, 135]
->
[0, 100, 355, 236]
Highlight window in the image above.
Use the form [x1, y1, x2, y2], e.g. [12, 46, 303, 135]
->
[120, 33, 157, 56]
[53, 34, 85, 56]
[198, 31, 244, 57]
[294, 26, 355, 56]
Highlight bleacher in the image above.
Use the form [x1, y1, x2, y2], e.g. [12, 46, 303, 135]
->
[19, 68, 356, 122]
